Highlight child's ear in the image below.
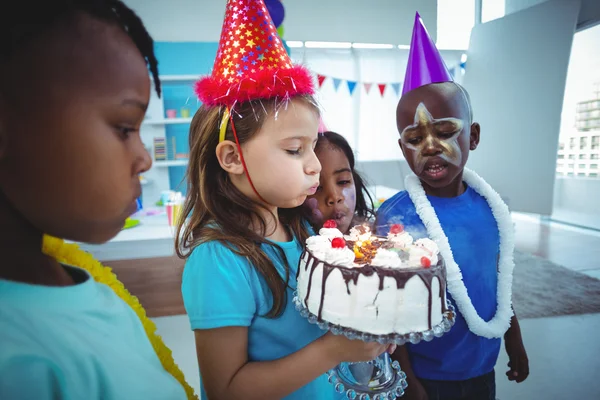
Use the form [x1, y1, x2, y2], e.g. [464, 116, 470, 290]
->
[215, 140, 244, 175]
[470, 123, 481, 151]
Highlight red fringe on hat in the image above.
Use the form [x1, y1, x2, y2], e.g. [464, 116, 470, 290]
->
[194, 64, 315, 107]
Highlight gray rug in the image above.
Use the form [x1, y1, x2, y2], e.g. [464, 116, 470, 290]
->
[512, 251, 600, 319]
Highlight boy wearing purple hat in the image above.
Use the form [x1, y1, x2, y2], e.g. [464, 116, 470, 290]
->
[376, 13, 529, 400]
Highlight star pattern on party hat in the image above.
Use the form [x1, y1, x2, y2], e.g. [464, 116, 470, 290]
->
[195, 0, 314, 106]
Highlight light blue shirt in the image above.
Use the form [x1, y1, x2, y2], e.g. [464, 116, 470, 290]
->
[182, 233, 340, 400]
[0, 266, 186, 400]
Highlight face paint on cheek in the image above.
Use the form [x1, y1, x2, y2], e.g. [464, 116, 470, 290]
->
[438, 133, 463, 167]
[400, 102, 465, 174]
[342, 187, 356, 214]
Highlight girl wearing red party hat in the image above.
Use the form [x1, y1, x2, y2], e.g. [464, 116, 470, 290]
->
[176, 1, 393, 398]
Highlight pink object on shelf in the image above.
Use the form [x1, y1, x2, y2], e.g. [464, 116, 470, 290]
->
[166, 203, 182, 227]
[166, 109, 177, 118]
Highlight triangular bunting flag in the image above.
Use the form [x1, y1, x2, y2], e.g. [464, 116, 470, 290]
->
[347, 80, 357, 95]
[364, 83, 373, 93]
[333, 78, 342, 91]
[391, 83, 401, 96]
[378, 84, 386, 96]
[317, 74, 326, 88]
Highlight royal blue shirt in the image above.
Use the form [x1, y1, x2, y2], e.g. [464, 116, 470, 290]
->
[182, 232, 341, 399]
[376, 186, 502, 380]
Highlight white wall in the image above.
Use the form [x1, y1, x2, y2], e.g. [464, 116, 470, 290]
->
[124, 0, 437, 44]
[462, 0, 580, 215]
[506, 0, 600, 29]
[552, 177, 600, 229]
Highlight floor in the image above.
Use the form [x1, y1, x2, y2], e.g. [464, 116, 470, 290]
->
[153, 213, 600, 399]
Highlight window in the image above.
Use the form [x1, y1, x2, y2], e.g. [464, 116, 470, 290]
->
[437, 0, 475, 50]
[568, 163, 575, 168]
[557, 162, 564, 168]
[591, 164, 598, 169]
[580, 137, 588, 149]
[592, 154, 599, 160]
[593, 136, 599, 150]
[578, 172, 586, 177]
[590, 173, 598, 178]
[558, 154, 565, 159]
[570, 138, 576, 149]
[559, 142, 565, 150]
[579, 163, 586, 168]
[580, 154, 587, 159]
[567, 172, 574, 176]
[568, 154, 576, 160]
[482, 0, 505, 23]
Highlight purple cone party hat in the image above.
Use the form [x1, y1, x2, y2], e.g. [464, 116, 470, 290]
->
[402, 12, 453, 95]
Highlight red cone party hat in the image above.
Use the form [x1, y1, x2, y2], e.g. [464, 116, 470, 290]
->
[195, 0, 314, 106]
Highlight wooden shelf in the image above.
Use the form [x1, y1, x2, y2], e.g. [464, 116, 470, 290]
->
[154, 160, 189, 167]
[151, 75, 200, 82]
[143, 117, 192, 125]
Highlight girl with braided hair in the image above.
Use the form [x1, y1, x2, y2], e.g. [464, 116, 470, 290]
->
[0, 1, 189, 398]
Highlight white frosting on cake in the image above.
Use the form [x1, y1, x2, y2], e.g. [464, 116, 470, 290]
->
[345, 225, 372, 242]
[411, 238, 439, 265]
[370, 248, 404, 269]
[319, 227, 344, 239]
[312, 225, 438, 270]
[388, 231, 414, 248]
[297, 224, 446, 336]
[306, 235, 355, 268]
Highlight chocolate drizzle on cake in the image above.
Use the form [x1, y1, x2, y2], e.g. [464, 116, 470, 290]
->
[301, 250, 447, 330]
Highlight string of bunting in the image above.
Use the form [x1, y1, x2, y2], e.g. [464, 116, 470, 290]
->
[315, 65, 463, 98]
[316, 74, 403, 97]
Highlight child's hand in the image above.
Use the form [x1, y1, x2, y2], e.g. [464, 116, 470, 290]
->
[303, 198, 324, 227]
[321, 332, 394, 364]
[504, 328, 529, 383]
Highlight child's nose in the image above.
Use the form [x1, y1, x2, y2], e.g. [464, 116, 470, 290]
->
[134, 137, 152, 174]
[306, 150, 322, 175]
[326, 189, 344, 206]
[422, 138, 443, 156]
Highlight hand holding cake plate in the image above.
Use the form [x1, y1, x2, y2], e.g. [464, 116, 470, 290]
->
[294, 222, 455, 399]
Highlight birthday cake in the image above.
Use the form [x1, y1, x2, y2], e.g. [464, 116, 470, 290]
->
[297, 221, 447, 336]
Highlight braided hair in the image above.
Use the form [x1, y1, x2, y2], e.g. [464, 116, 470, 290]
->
[0, 0, 161, 97]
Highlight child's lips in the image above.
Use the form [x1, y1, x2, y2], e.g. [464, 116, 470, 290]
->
[423, 163, 448, 179]
[331, 211, 348, 226]
[307, 184, 319, 195]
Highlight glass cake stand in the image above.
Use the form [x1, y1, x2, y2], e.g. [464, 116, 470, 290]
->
[293, 292, 455, 400]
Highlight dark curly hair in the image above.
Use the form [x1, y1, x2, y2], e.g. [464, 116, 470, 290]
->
[0, 0, 161, 96]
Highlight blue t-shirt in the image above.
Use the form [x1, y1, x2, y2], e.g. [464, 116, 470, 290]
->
[376, 186, 501, 381]
[182, 232, 340, 399]
[0, 266, 186, 400]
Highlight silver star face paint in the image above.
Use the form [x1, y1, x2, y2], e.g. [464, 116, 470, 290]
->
[400, 102, 464, 174]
